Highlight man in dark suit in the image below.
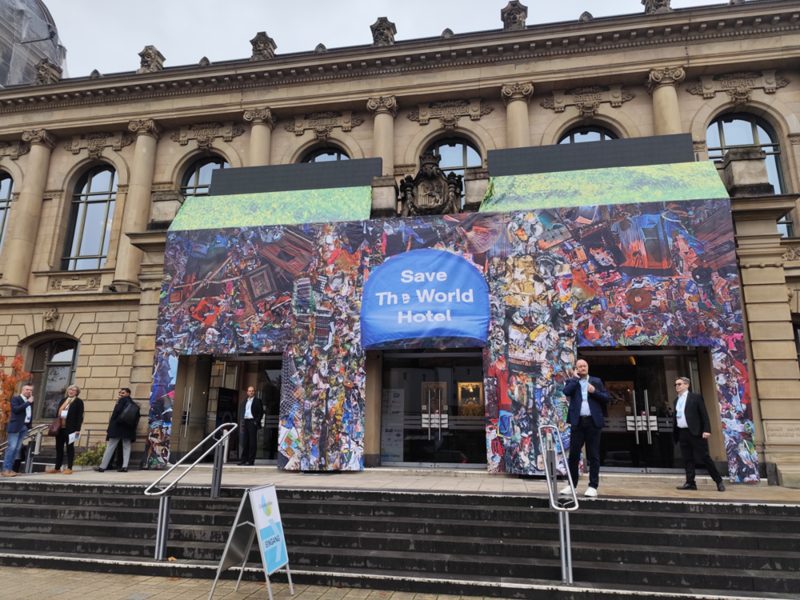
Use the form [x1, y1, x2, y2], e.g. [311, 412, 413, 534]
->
[2, 384, 34, 477]
[673, 377, 725, 492]
[239, 386, 263, 465]
[561, 359, 610, 497]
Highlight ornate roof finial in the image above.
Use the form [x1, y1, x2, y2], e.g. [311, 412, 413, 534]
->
[136, 45, 165, 74]
[579, 11, 593, 22]
[501, 1, 528, 31]
[441, 28, 454, 39]
[642, 0, 672, 14]
[250, 32, 277, 61]
[89, 69, 102, 79]
[198, 57, 211, 67]
[315, 43, 327, 53]
[33, 58, 62, 85]
[371, 17, 397, 46]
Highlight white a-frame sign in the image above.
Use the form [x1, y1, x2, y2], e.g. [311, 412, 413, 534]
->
[208, 484, 294, 600]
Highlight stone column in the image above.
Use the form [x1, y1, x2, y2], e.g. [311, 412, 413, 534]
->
[243, 108, 276, 167]
[363, 350, 383, 467]
[0, 129, 57, 296]
[367, 96, 398, 176]
[646, 67, 685, 136]
[501, 82, 534, 148]
[112, 119, 161, 292]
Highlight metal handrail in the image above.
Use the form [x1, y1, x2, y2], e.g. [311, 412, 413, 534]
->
[539, 424, 578, 586]
[144, 422, 237, 497]
[144, 422, 238, 562]
[0, 424, 48, 455]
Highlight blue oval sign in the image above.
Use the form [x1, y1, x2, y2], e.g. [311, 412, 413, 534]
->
[361, 249, 490, 349]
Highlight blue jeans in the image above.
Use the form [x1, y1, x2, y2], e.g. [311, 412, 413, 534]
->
[2, 426, 28, 472]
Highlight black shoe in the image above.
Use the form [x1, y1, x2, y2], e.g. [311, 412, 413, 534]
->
[676, 482, 697, 490]
[93, 467, 105, 473]
[117, 467, 128, 473]
[237, 462, 246, 466]
[717, 481, 726, 492]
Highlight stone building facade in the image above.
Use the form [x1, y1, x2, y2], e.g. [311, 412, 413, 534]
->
[0, 0, 799, 484]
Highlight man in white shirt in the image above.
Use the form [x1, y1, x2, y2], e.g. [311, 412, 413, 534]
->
[239, 386, 263, 466]
[673, 377, 725, 492]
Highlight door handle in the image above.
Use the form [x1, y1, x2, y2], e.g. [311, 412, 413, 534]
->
[631, 390, 639, 445]
[644, 390, 652, 444]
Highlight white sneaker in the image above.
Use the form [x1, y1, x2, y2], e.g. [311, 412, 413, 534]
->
[559, 485, 573, 495]
[584, 487, 598, 497]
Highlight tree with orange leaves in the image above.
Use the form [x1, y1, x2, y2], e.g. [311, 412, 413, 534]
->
[0, 355, 31, 440]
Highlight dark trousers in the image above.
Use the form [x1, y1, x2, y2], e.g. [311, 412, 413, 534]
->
[568, 416, 602, 489]
[241, 420, 258, 464]
[678, 428, 723, 484]
[54, 429, 75, 470]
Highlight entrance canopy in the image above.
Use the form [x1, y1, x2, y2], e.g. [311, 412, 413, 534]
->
[147, 160, 757, 482]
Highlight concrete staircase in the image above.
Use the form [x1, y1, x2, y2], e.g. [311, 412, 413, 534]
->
[0, 480, 798, 599]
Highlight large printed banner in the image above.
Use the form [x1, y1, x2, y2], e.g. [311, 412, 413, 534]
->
[147, 162, 758, 481]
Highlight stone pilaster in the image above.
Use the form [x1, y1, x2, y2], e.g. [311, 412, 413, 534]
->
[501, 82, 533, 148]
[367, 96, 398, 176]
[646, 67, 685, 136]
[363, 350, 383, 467]
[244, 108, 276, 167]
[0, 129, 57, 296]
[112, 119, 161, 292]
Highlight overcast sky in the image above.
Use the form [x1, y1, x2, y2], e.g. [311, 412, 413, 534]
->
[46, 0, 728, 78]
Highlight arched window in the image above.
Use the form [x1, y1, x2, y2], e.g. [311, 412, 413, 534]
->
[0, 172, 13, 254]
[558, 126, 618, 144]
[62, 166, 117, 271]
[424, 138, 482, 178]
[181, 156, 228, 198]
[707, 114, 790, 236]
[301, 146, 350, 163]
[29, 338, 79, 421]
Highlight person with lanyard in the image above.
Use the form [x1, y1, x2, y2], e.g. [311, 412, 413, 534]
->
[561, 359, 610, 497]
[2, 384, 35, 477]
[45, 385, 84, 475]
[239, 386, 263, 466]
[673, 377, 725, 492]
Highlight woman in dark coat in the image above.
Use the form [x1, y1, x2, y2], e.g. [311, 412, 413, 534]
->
[44, 385, 84, 475]
[94, 388, 139, 473]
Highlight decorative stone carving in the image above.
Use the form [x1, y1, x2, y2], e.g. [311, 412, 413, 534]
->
[50, 277, 101, 292]
[284, 111, 364, 142]
[501, 82, 534, 106]
[64, 131, 134, 159]
[371, 17, 396, 46]
[33, 58, 62, 85]
[170, 121, 245, 149]
[645, 67, 686, 94]
[441, 28, 454, 38]
[0, 140, 30, 161]
[244, 108, 277, 129]
[685, 70, 788, 110]
[693, 140, 707, 152]
[128, 119, 163, 140]
[137, 45, 165, 74]
[407, 99, 493, 131]
[541, 85, 634, 117]
[579, 11, 593, 22]
[250, 32, 277, 61]
[399, 152, 463, 217]
[783, 247, 800, 262]
[89, 69, 102, 79]
[21, 129, 58, 149]
[366, 96, 399, 117]
[501, 1, 528, 31]
[314, 44, 327, 53]
[788, 134, 800, 146]
[642, 0, 671, 14]
[198, 57, 211, 67]
[43, 308, 60, 331]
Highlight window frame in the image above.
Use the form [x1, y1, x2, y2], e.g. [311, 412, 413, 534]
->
[558, 125, 619, 145]
[180, 156, 228, 198]
[424, 137, 483, 179]
[300, 146, 350, 163]
[0, 171, 13, 255]
[28, 338, 80, 422]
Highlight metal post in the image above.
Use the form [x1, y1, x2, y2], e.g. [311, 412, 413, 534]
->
[210, 443, 224, 499]
[23, 440, 34, 474]
[154, 495, 171, 561]
[564, 512, 573, 584]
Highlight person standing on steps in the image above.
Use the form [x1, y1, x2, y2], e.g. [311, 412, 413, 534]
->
[239, 386, 263, 466]
[45, 385, 84, 475]
[2, 384, 34, 477]
[673, 377, 726, 492]
[94, 388, 140, 473]
[561, 359, 609, 497]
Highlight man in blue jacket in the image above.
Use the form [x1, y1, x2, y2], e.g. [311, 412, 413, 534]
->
[2, 384, 34, 477]
[561, 360, 609, 497]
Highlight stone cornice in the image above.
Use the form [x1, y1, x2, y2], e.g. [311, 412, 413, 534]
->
[0, 2, 797, 122]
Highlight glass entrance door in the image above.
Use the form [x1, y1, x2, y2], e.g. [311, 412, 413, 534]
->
[381, 350, 486, 467]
